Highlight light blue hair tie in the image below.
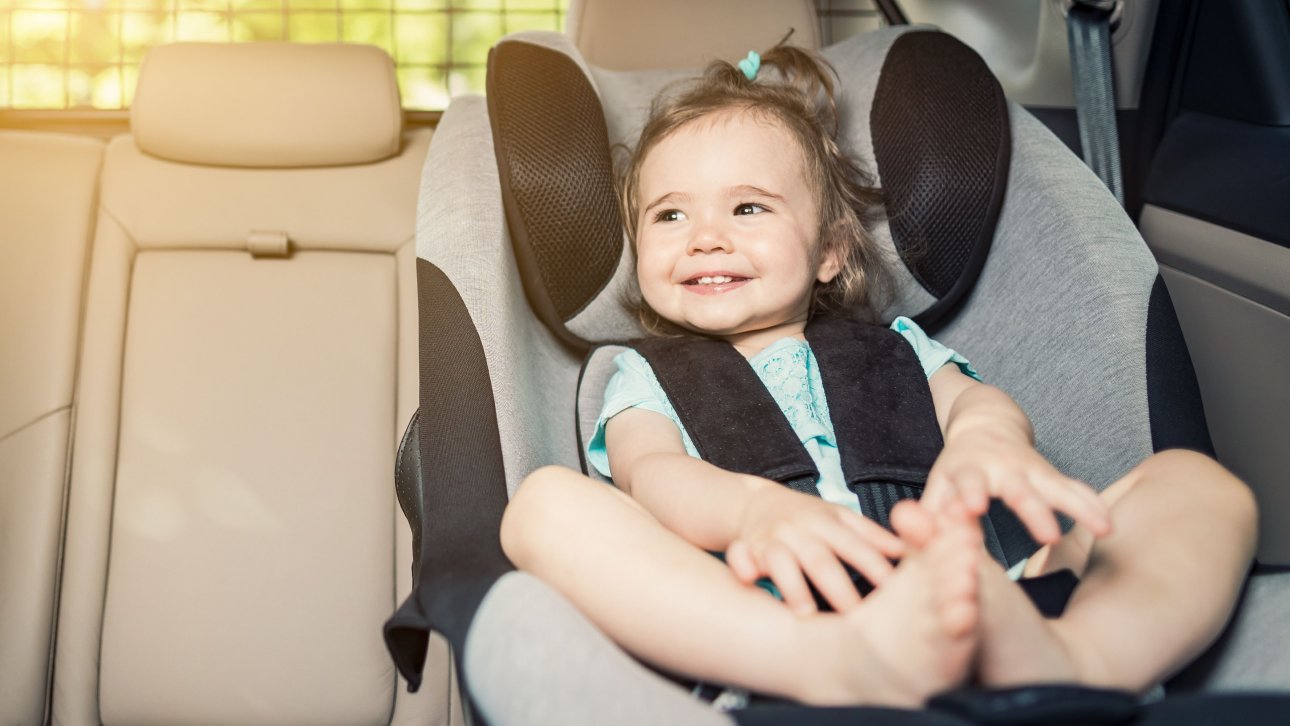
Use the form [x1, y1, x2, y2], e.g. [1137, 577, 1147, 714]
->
[738, 50, 761, 81]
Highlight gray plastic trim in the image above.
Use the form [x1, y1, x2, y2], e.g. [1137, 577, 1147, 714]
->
[1140, 205, 1290, 318]
[1157, 264, 1290, 564]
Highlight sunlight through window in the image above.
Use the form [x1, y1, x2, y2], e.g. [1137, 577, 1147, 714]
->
[0, 1, 879, 111]
[0, 0, 569, 110]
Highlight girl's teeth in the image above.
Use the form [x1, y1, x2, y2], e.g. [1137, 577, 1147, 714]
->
[698, 275, 733, 284]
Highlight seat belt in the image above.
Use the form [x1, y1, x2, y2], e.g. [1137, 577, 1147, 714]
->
[1066, 0, 1125, 206]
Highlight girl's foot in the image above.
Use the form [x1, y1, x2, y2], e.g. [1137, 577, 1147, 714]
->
[799, 509, 982, 706]
[891, 499, 1100, 689]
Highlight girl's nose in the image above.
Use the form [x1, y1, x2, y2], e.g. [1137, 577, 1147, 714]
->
[687, 222, 733, 255]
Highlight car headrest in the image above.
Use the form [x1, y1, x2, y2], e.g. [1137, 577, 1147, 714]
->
[132, 43, 403, 168]
[566, 0, 820, 70]
[487, 28, 1009, 350]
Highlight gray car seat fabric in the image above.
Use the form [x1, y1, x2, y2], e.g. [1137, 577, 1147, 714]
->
[387, 24, 1283, 725]
[935, 108, 1156, 489]
[466, 572, 732, 726]
[1171, 564, 1290, 692]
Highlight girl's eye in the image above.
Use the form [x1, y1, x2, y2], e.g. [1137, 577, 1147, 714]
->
[735, 203, 767, 216]
[654, 209, 686, 223]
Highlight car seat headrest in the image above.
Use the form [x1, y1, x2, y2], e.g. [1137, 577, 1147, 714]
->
[566, 0, 820, 71]
[487, 28, 1009, 350]
[132, 43, 403, 168]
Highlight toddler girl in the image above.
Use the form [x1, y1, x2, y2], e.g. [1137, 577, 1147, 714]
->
[499, 44, 1257, 708]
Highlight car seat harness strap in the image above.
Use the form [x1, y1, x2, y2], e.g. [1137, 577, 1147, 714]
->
[633, 334, 822, 497]
[634, 315, 941, 533]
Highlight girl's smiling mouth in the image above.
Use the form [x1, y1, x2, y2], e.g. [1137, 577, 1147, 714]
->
[681, 273, 752, 294]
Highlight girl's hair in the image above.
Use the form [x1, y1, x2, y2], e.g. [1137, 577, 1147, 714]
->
[619, 41, 894, 336]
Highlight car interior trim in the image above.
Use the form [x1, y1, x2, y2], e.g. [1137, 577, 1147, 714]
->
[1145, 113, 1290, 251]
[1140, 205, 1290, 318]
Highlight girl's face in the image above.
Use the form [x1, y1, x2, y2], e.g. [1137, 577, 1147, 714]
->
[634, 110, 839, 352]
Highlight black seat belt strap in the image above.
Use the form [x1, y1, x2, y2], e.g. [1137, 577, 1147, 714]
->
[1066, 0, 1125, 206]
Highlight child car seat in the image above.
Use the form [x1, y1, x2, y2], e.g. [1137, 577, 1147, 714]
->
[385, 19, 1290, 726]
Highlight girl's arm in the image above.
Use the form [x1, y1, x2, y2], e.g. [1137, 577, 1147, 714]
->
[925, 365, 1113, 543]
[606, 407, 903, 614]
[605, 406, 763, 550]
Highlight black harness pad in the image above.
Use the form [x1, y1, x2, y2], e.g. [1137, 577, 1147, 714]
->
[632, 335, 820, 496]
[805, 315, 943, 518]
[630, 315, 1016, 565]
[633, 316, 942, 529]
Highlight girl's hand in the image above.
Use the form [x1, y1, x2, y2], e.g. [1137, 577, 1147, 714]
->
[922, 427, 1112, 544]
[724, 483, 905, 616]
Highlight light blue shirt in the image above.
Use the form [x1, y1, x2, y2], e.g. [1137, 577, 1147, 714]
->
[586, 316, 980, 517]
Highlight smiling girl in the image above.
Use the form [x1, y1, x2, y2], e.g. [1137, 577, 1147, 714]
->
[498, 44, 1257, 709]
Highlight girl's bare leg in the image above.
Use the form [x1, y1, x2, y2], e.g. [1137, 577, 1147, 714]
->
[971, 449, 1258, 692]
[501, 466, 982, 706]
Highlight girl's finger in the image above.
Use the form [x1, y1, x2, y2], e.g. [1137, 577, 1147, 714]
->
[836, 510, 906, 558]
[1051, 475, 1113, 537]
[724, 539, 761, 584]
[785, 535, 863, 612]
[764, 543, 816, 616]
[949, 467, 991, 515]
[820, 521, 897, 588]
[1000, 477, 1063, 544]
[921, 471, 960, 513]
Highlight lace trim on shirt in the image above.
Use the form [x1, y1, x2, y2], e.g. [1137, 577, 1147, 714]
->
[750, 338, 836, 447]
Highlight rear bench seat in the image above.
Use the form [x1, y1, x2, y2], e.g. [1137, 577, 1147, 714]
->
[33, 43, 456, 725]
[0, 131, 105, 726]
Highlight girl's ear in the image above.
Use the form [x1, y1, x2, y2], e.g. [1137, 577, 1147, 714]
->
[816, 244, 842, 284]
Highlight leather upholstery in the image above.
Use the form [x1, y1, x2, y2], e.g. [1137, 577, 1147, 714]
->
[99, 134, 424, 252]
[0, 131, 104, 726]
[565, 0, 820, 70]
[132, 43, 403, 168]
[47, 43, 454, 726]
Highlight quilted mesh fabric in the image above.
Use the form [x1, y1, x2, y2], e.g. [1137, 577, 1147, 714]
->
[487, 40, 623, 330]
[871, 31, 1009, 325]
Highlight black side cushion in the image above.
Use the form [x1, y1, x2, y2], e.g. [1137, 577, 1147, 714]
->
[385, 260, 513, 693]
[1145, 275, 1215, 455]
[487, 39, 623, 351]
[871, 30, 1011, 332]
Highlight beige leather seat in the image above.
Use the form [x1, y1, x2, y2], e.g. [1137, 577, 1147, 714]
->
[1, 130, 105, 726]
[566, 0, 820, 69]
[48, 43, 457, 725]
